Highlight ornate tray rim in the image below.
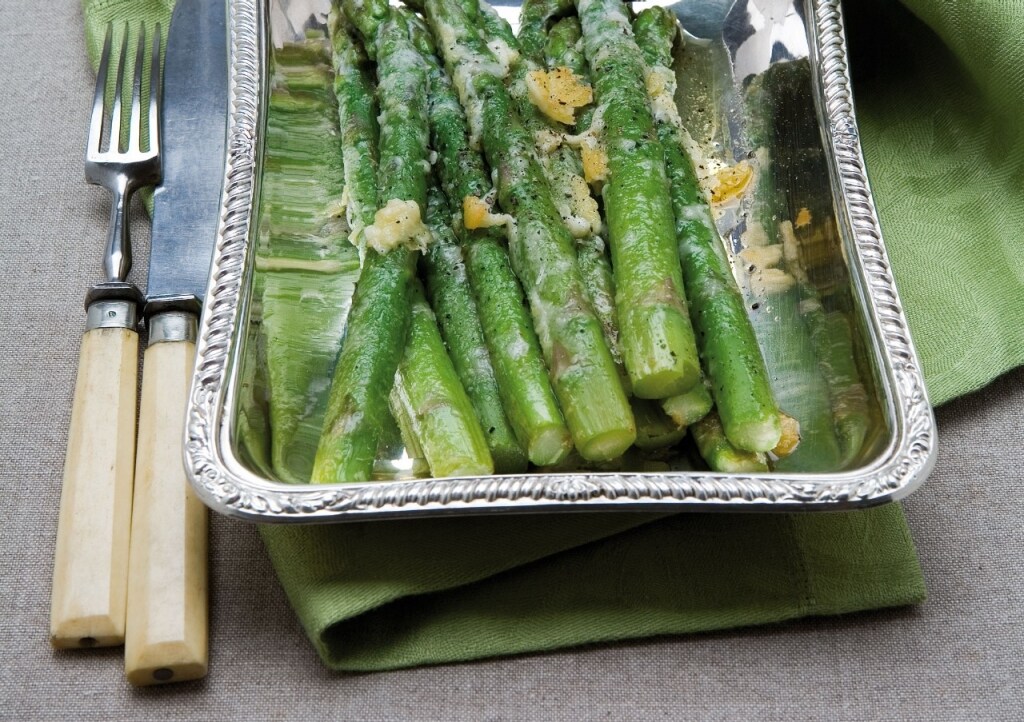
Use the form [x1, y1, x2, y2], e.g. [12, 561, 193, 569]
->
[184, 0, 937, 523]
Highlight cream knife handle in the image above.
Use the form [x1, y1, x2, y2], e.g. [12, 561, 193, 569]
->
[50, 297, 140, 649]
[125, 311, 208, 686]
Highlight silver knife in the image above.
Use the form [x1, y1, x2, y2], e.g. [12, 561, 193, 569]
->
[124, 0, 227, 687]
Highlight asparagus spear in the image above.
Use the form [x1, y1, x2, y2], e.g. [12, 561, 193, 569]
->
[405, 13, 573, 466]
[575, 0, 701, 399]
[422, 0, 636, 461]
[421, 182, 528, 472]
[391, 281, 495, 477]
[691, 412, 770, 473]
[633, 6, 783, 453]
[543, 14, 587, 72]
[312, 8, 427, 483]
[538, 12, 628, 390]
[484, 3, 601, 246]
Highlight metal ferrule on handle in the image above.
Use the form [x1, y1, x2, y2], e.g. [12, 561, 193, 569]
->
[84, 281, 145, 330]
[147, 311, 198, 345]
[86, 299, 138, 331]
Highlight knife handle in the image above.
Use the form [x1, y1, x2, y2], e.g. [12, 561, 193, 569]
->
[50, 297, 140, 649]
[125, 311, 208, 686]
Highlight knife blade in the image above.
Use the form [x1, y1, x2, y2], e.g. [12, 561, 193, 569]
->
[124, 0, 227, 687]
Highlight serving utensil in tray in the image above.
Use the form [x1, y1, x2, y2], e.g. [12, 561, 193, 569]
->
[183, 0, 936, 522]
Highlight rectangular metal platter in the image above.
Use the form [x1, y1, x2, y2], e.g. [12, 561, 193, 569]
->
[185, 0, 937, 522]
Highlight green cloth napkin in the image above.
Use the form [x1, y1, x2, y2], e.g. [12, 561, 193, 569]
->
[848, 0, 1024, 404]
[82, 0, 1023, 671]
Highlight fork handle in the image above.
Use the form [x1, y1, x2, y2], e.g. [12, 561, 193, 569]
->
[104, 182, 133, 282]
[50, 289, 141, 648]
[125, 310, 208, 686]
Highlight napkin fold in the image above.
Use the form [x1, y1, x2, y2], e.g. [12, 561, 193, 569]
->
[265, 506, 922, 671]
[82, 0, 1023, 672]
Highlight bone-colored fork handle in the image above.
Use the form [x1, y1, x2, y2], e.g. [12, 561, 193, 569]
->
[125, 313, 208, 686]
[50, 301, 139, 649]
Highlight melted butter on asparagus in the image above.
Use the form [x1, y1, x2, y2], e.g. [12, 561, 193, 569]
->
[362, 198, 434, 253]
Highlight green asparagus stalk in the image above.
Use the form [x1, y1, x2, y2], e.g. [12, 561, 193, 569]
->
[421, 182, 528, 472]
[313, 7, 427, 483]
[495, 4, 603, 245]
[543, 15, 587, 72]
[405, 13, 573, 466]
[518, 0, 573, 62]
[691, 412, 770, 473]
[633, 6, 783, 453]
[538, 12, 628, 390]
[258, 39, 360, 482]
[391, 282, 495, 477]
[472, 3, 631, 399]
[575, 0, 701, 399]
[422, 0, 636, 461]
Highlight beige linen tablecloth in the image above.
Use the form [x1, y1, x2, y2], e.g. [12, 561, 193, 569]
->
[1, 2, 1022, 719]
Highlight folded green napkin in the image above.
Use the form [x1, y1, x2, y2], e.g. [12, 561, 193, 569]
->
[83, 0, 1024, 671]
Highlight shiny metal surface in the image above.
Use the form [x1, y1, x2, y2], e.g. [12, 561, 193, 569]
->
[85, 299, 139, 331]
[146, 0, 229, 303]
[184, 0, 936, 522]
[148, 312, 198, 345]
[85, 22, 162, 284]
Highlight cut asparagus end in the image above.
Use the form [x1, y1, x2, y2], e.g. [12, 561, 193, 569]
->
[692, 412, 770, 473]
[526, 425, 574, 467]
[771, 412, 801, 458]
[577, 427, 637, 462]
[630, 362, 701, 400]
[706, 448, 770, 474]
[620, 306, 702, 399]
[723, 414, 784, 453]
[662, 381, 713, 427]
[416, 406, 495, 477]
[392, 281, 496, 479]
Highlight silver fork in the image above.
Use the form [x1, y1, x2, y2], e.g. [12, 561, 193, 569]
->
[49, 21, 163, 650]
[85, 21, 162, 283]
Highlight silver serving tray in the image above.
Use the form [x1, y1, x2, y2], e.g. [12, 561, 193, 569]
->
[185, 0, 936, 522]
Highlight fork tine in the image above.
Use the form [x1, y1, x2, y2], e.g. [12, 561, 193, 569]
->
[87, 23, 114, 157]
[128, 25, 146, 153]
[107, 22, 130, 153]
[148, 23, 162, 155]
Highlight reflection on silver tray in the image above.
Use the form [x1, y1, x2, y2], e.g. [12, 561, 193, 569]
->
[185, 0, 936, 522]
